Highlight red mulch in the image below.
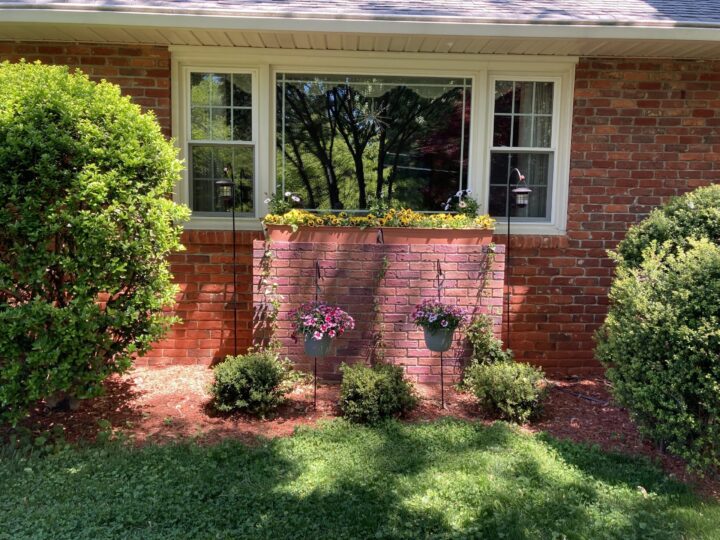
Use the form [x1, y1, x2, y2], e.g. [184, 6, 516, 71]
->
[6, 366, 719, 499]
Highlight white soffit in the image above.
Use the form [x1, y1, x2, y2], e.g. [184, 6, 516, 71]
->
[0, 13, 719, 58]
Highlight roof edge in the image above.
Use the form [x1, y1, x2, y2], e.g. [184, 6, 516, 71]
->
[1, 7, 720, 42]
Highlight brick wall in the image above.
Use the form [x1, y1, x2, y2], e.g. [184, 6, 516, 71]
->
[505, 58, 720, 374]
[253, 239, 505, 382]
[138, 231, 262, 367]
[2, 42, 719, 375]
[0, 42, 171, 135]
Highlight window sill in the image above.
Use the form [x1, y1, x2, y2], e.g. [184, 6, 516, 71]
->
[184, 216, 263, 231]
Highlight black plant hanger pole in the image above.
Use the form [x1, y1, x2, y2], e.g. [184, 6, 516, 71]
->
[435, 260, 446, 409]
[216, 168, 238, 357]
[313, 261, 322, 409]
[505, 167, 531, 353]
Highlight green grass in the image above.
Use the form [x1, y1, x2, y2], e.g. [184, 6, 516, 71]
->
[1, 419, 718, 539]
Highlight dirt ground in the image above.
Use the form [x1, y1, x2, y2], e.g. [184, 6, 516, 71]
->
[11, 365, 719, 499]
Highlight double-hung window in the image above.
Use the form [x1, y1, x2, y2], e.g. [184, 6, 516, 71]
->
[187, 71, 255, 215]
[488, 79, 556, 221]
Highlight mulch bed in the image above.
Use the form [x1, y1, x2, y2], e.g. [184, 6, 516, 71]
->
[6, 365, 719, 499]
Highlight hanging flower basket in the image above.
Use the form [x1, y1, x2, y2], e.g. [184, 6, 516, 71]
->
[292, 301, 355, 357]
[412, 299, 467, 352]
[422, 327, 455, 352]
[304, 333, 333, 357]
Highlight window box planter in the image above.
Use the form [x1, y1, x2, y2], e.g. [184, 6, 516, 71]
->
[379, 227, 493, 246]
[265, 224, 493, 245]
[265, 224, 378, 244]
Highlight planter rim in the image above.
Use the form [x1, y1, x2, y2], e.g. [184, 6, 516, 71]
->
[264, 223, 493, 232]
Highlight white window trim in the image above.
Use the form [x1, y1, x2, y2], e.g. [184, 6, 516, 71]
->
[172, 46, 576, 234]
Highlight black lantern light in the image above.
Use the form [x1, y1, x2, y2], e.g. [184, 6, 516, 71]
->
[505, 167, 532, 350]
[215, 168, 238, 356]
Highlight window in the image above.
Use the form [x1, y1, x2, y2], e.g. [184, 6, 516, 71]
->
[488, 80, 555, 221]
[276, 73, 471, 211]
[188, 72, 255, 214]
[174, 50, 574, 232]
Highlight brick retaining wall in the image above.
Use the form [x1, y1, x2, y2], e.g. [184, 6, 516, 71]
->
[252, 239, 505, 382]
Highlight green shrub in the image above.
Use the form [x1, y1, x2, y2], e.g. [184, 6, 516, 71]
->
[596, 238, 720, 472]
[339, 362, 418, 424]
[615, 184, 720, 270]
[465, 314, 512, 366]
[0, 61, 189, 425]
[466, 361, 548, 423]
[211, 352, 293, 416]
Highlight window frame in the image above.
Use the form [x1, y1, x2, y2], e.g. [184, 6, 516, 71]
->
[172, 47, 575, 234]
[272, 68, 475, 214]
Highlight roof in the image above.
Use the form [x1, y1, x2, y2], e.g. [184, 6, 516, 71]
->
[1, 1, 720, 59]
[2, 0, 720, 28]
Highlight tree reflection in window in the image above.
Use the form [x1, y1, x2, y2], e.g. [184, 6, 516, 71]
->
[277, 74, 471, 211]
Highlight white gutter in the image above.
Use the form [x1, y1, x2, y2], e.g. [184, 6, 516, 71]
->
[1, 8, 720, 42]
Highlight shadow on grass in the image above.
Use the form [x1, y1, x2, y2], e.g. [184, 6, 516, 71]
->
[1, 419, 717, 540]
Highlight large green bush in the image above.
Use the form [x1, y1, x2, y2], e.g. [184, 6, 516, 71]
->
[339, 362, 418, 424]
[465, 361, 548, 423]
[596, 239, 720, 472]
[0, 61, 189, 424]
[615, 184, 720, 270]
[210, 352, 293, 416]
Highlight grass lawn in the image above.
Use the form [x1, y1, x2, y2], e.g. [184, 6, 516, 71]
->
[1, 419, 718, 540]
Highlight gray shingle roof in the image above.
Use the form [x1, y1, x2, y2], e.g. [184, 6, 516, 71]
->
[3, 0, 720, 28]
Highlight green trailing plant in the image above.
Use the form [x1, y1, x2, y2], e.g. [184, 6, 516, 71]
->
[464, 314, 512, 366]
[596, 238, 720, 472]
[339, 362, 418, 424]
[369, 255, 390, 365]
[0, 61, 189, 425]
[254, 238, 283, 351]
[210, 351, 294, 417]
[466, 361, 548, 424]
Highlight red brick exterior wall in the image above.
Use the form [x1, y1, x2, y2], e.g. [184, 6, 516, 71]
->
[2, 42, 719, 374]
[253, 239, 504, 382]
[139, 231, 263, 367]
[0, 42, 171, 136]
[506, 58, 720, 374]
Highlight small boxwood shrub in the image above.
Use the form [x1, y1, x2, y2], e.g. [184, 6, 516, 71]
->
[596, 239, 720, 472]
[466, 361, 548, 423]
[211, 352, 293, 417]
[339, 363, 418, 424]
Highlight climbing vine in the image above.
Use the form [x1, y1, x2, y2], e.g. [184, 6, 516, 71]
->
[369, 255, 390, 365]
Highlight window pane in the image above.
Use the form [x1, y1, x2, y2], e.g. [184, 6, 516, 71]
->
[233, 109, 252, 141]
[515, 82, 534, 114]
[493, 115, 511, 147]
[232, 74, 252, 107]
[191, 145, 254, 214]
[493, 80, 554, 149]
[190, 108, 209, 140]
[190, 72, 253, 142]
[494, 81, 514, 114]
[210, 108, 231, 140]
[535, 82, 554, 114]
[488, 151, 552, 219]
[277, 73, 471, 211]
[534, 116, 552, 148]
